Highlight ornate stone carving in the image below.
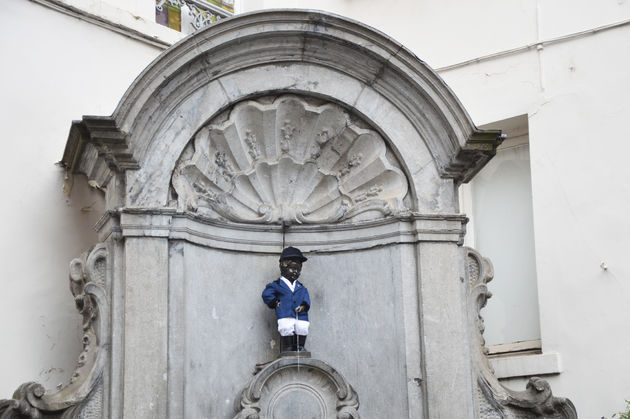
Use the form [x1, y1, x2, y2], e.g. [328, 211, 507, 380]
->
[279, 120, 295, 153]
[0, 245, 109, 419]
[244, 130, 261, 160]
[234, 357, 360, 419]
[465, 247, 577, 418]
[171, 95, 409, 225]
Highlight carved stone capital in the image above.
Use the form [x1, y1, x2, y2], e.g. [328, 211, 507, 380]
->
[443, 131, 505, 184]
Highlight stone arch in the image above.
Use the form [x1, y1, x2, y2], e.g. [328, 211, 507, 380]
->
[66, 9, 502, 213]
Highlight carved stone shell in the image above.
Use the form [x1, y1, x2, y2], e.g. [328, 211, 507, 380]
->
[171, 95, 408, 224]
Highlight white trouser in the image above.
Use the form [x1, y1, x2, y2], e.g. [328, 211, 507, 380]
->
[277, 317, 310, 336]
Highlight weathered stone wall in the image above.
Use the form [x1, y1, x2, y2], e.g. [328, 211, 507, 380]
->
[172, 245, 414, 418]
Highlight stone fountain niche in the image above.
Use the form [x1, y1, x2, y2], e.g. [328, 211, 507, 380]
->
[0, 10, 576, 419]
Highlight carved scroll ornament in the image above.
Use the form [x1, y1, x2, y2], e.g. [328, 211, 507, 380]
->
[171, 95, 409, 225]
[0, 245, 109, 419]
[465, 247, 577, 418]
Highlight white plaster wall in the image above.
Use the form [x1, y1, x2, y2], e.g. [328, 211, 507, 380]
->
[242, 0, 540, 69]
[35, 0, 186, 45]
[99, 0, 155, 20]
[526, 25, 630, 416]
[0, 0, 162, 398]
[59, 0, 154, 20]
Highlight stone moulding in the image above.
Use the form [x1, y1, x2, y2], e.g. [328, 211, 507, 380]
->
[234, 357, 360, 419]
[171, 95, 409, 225]
[93, 207, 468, 251]
[465, 247, 577, 418]
[0, 245, 109, 419]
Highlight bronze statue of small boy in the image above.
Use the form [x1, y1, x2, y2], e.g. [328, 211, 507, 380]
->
[262, 247, 310, 353]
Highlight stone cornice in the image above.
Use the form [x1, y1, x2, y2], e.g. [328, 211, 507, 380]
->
[96, 208, 468, 251]
[444, 130, 506, 183]
[62, 116, 139, 189]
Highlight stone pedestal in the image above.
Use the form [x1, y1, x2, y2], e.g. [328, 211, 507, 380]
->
[279, 351, 312, 359]
[234, 357, 359, 419]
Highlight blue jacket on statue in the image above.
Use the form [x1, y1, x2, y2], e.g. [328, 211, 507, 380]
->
[262, 278, 311, 321]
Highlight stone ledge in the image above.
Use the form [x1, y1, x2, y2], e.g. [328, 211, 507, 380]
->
[97, 209, 468, 251]
[30, 0, 182, 48]
[490, 352, 562, 379]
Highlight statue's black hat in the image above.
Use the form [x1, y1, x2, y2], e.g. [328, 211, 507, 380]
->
[279, 246, 308, 262]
